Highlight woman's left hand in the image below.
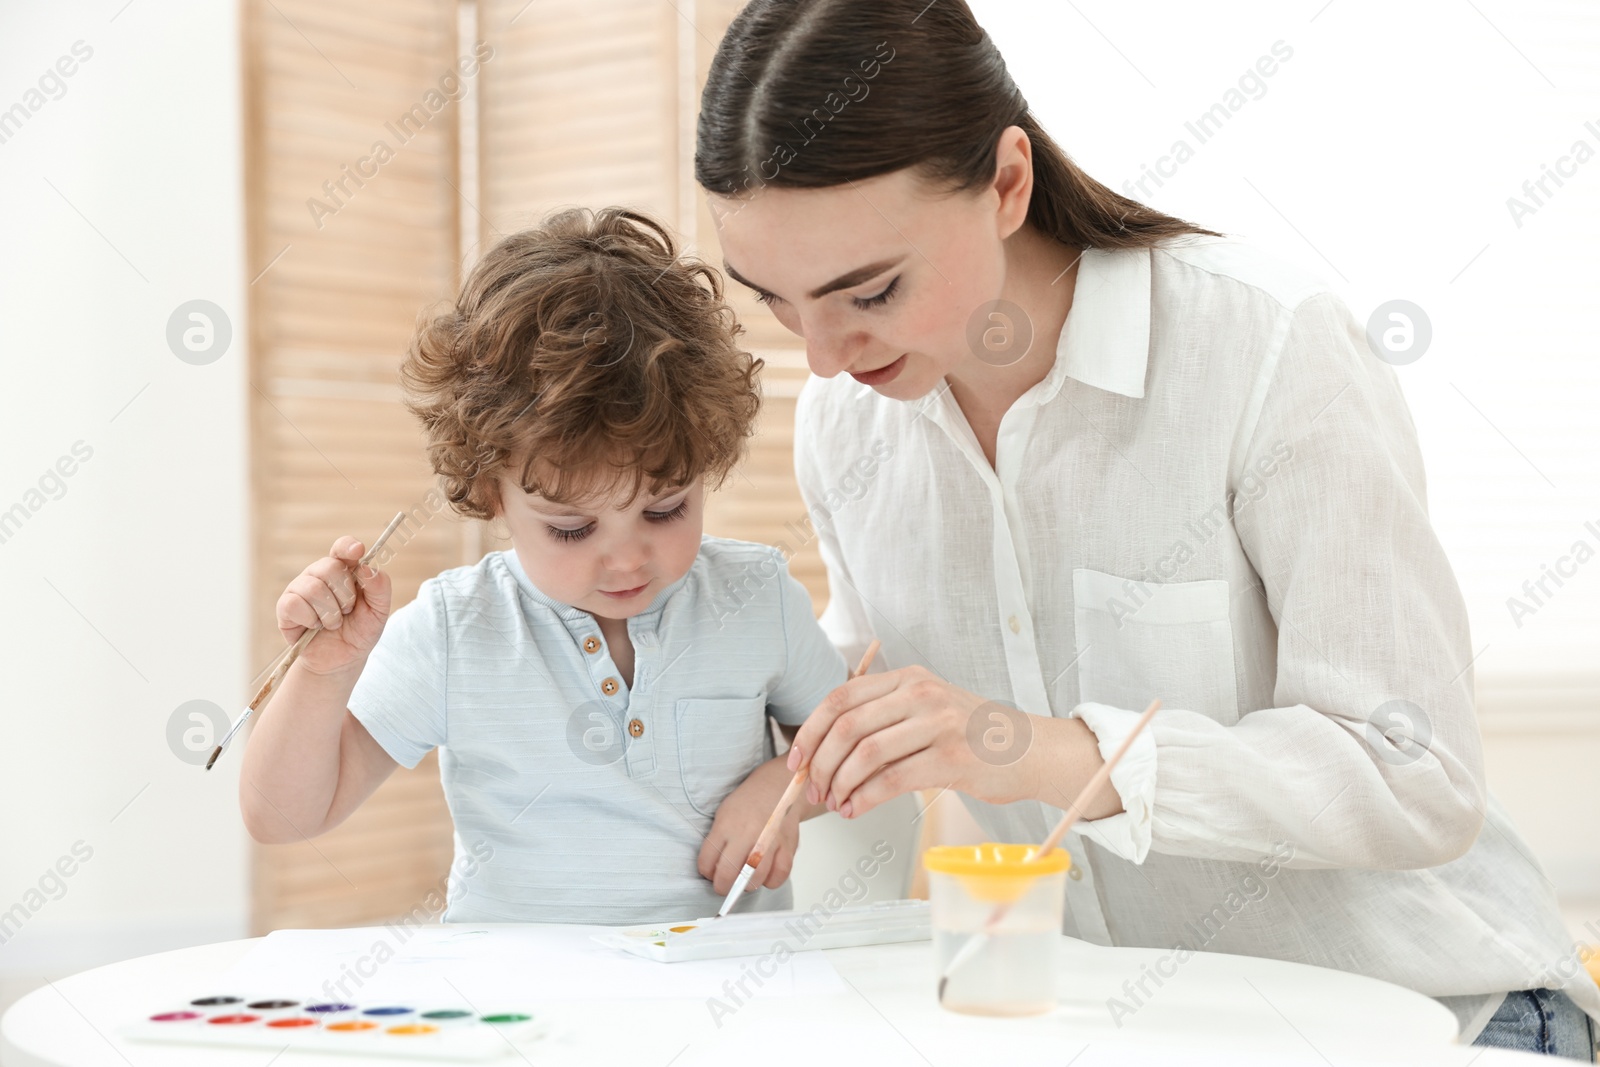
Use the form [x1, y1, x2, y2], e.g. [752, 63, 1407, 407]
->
[787, 665, 1099, 819]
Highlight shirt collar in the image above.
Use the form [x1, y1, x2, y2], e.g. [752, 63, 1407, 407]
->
[1037, 245, 1153, 402]
[897, 244, 1154, 421]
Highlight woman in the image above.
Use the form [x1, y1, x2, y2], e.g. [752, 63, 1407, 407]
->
[694, 0, 1598, 1058]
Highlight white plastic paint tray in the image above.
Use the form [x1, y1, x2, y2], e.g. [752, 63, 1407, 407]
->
[593, 898, 931, 962]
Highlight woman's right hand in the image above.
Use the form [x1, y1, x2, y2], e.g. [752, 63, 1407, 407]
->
[275, 535, 392, 675]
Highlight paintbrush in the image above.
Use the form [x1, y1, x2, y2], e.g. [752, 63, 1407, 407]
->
[204, 511, 408, 771]
[936, 697, 1162, 1003]
[716, 639, 882, 917]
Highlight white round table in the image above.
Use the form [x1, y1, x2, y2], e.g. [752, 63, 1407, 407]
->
[0, 930, 1551, 1066]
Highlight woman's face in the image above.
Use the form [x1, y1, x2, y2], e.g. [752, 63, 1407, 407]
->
[709, 163, 1024, 401]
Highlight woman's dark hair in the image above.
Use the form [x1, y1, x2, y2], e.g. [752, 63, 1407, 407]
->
[695, 0, 1221, 249]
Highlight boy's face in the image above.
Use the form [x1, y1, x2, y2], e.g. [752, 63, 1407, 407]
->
[496, 476, 704, 621]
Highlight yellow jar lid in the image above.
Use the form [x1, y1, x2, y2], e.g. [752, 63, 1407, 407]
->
[923, 843, 1070, 876]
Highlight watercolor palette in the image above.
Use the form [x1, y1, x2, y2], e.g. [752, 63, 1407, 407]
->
[596, 898, 931, 962]
[122, 994, 547, 1060]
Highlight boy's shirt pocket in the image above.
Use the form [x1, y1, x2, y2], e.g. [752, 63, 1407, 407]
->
[674, 696, 770, 818]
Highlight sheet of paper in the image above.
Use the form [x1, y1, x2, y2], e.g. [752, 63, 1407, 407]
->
[212, 923, 846, 1005]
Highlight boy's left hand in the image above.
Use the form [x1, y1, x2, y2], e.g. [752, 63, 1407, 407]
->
[698, 755, 814, 896]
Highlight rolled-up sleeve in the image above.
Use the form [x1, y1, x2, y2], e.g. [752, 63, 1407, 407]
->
[1067, 701, 1158, 863]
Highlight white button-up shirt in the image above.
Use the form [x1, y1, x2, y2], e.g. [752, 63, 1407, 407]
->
[793, 236, 1600, 1040]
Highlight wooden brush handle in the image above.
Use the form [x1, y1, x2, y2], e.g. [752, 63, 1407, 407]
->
[745, 770, 808, 869]
[249, 511, 409, 713]
[741, 639, 882, 868]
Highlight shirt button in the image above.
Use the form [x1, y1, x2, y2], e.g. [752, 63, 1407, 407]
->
[601, 677, 620, 696]
[582, 636, 601, 655]
[1008, 615, 1021, 634]
[628, 718, 645, 738]
[1069, 865, 1084, 881]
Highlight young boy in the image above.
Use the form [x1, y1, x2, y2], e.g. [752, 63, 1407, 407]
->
[239, 207, 848, 925]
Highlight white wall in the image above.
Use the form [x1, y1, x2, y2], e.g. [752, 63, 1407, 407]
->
[969, 0, 1600, 900]
[0, 0, 250, 979]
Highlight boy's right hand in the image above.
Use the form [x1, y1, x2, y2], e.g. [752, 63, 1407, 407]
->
[276, 535, 392, 675]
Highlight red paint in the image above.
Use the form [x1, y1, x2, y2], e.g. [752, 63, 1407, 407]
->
[207, 1014, 261, 1025]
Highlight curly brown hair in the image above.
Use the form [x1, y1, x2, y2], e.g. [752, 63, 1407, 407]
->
[402, 207, 763, 520]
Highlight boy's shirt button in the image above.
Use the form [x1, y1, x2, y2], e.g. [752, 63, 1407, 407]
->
[628, 718, 645, 738]
[583, 636, 602, 654]
[601, 677, 620, 696]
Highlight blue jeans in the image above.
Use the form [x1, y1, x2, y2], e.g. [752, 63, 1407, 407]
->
[1472, 989, 1597, 1061]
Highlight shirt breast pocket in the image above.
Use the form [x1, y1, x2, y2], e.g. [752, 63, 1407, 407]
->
[675, 697, 771, 818]
[1072, 568, 1239, 724]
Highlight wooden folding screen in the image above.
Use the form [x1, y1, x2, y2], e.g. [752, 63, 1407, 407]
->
[245, 0, 468, 931]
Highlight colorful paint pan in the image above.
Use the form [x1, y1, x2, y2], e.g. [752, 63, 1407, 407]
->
[125, 996, 547, 1061]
